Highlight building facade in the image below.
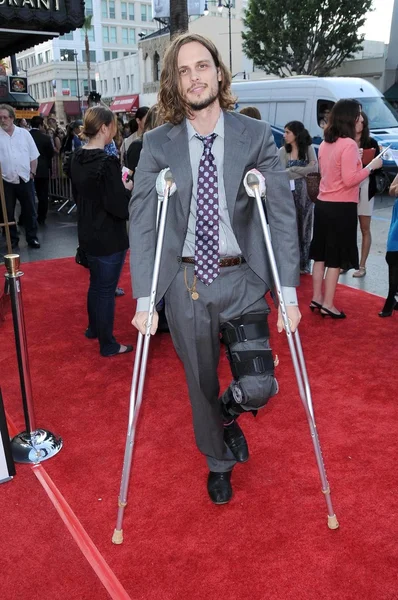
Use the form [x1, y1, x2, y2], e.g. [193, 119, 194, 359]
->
[16, 0, 157, 121]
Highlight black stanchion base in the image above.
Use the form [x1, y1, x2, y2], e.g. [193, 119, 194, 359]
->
[11, 429, 63, 464]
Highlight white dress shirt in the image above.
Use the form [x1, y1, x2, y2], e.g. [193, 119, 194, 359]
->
[184, 113, 242, 257]
[0, 125, 39, 184]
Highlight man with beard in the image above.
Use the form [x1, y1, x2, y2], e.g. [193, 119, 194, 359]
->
[129, 34, 300, 504]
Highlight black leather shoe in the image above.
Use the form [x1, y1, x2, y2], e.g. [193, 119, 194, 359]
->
[207, 471, 232, 504]
[27, 238, 40, 249]
[223, 420, 249, 463]
[102, 344, 133, 357]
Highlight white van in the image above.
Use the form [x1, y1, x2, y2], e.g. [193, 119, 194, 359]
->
[232, 76, 398, 183]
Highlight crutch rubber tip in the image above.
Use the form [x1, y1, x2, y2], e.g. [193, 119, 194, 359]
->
[327, 515, 339, 530]
[112, 529, 124, 544]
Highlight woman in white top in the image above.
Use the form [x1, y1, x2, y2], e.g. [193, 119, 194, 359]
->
[279, 120, 318, 274]
[353, 111, 381, 278]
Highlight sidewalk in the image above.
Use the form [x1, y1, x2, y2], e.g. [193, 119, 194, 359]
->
[339, 194, 395, 298]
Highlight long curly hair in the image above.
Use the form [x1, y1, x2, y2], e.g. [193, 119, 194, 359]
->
[284, 121, 312, 161]
[158, 33, 236, 125]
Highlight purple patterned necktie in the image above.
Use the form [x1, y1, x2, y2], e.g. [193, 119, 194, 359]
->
[194, 133, 220, 285]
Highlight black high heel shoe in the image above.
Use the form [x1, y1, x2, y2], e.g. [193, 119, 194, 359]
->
[320, 306, 346, 319]
[309, 301, 322, 312]
[378, 301, 398, 318]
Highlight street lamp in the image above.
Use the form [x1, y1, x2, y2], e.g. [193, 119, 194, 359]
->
[203, 1, 233, 73]
[61, 50, 82, 118]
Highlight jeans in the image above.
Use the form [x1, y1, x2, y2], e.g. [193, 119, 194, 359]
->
[86, 250, 127, 356]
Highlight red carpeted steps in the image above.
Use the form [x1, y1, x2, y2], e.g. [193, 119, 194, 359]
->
[0, 258, 397, 600]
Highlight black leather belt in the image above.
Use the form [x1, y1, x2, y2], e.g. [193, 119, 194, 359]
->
[181, 256, 246, 267]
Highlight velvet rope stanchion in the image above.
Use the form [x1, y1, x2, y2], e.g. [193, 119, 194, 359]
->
[4, 254, 63, 464]
[0, 165, 14, 257]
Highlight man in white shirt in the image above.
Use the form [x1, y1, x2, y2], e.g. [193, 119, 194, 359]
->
[0, 104, 40, 249]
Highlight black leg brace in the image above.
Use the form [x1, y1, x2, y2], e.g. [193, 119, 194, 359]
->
[219, 312, 278, 420]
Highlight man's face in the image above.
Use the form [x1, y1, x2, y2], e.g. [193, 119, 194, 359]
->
[0, 110, 14, 133]
[177, 41, 222, 112]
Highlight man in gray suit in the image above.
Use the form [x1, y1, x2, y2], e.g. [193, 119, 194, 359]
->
[129, 34, 301, 504]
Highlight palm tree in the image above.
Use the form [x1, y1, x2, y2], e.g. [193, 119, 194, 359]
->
[82, 15, 93, 93]
[170, 0, 188, 38]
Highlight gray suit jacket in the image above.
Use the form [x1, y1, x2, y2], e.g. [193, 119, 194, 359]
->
[129, 111, 299, 303]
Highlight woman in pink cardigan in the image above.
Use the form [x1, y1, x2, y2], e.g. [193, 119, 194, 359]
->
[309, 99, 382, 318]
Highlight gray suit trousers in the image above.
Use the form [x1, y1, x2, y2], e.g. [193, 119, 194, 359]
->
[164, 260, 272, 472]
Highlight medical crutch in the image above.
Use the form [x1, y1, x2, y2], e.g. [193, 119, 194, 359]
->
[112, 170, 175, 544]
[245, 170, 339, 530]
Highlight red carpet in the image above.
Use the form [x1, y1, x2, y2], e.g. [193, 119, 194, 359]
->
[0, 257, 397, 600]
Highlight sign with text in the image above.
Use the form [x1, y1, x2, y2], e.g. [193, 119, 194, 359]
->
[0, 0, 85, 58]
[152, 0, 205, 19]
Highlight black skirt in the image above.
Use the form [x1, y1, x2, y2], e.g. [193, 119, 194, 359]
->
[309, 200, 359, 270]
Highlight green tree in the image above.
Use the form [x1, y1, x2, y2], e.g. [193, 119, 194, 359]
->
[242, 0, 373, 77]
[170, 0, 189, 38]
[82, 14, 93, 92]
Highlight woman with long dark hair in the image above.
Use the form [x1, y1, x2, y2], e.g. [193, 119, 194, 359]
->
[309, 99, 382, 318]
[353, 111, 381, 278]
[65, 106, 134, 356]
[126, 104, 164, 173]
[279, 120, 317, 274]
[120, 106, 149, 165]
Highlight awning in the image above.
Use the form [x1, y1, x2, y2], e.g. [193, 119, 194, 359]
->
[39, 102, 55, 117]
[0, 1, 85, 59]
[109, 95, 139, 113]
[63, 101, 87, 116]
[12, 92, 39, 108]
[384, 82, 398, 101]
[0, 90, 38, 109]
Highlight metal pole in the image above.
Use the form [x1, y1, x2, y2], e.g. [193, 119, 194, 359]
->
[4, 254, 63, 464]
[74, 51, 82, 119]
[0, 165, 13, 255]
[246, 173, 338, 530]
[228, 2, 232, 73]
[10, 55, 18, 75]
[112, 171, 174, 544]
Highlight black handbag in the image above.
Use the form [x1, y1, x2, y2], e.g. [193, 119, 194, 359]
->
[75, 247, 89, 268]
[305, 172, 321, 203]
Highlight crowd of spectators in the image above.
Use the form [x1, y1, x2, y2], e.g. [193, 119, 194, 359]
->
[1, 96, 397, 327]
